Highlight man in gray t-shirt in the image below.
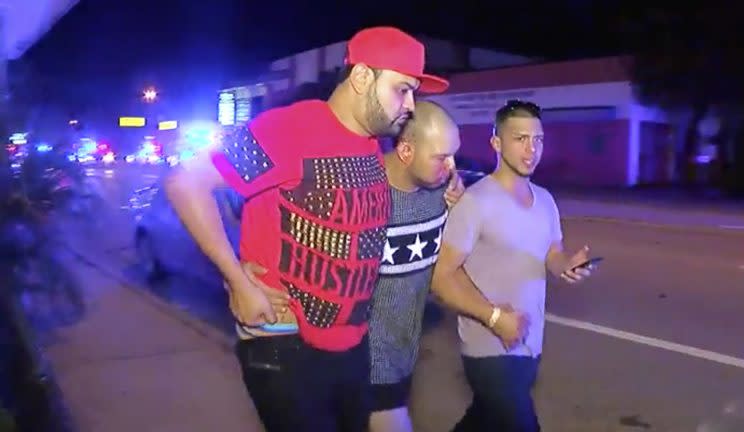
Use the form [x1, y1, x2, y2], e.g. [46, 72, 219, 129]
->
[432, 100, 597, 432]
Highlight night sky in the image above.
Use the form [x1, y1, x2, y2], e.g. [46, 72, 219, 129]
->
[28, 0, 630, 71]
[14, 0, 635, 128]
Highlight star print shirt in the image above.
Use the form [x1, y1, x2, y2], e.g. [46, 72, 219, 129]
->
[210, 100, 392, 352]
[368, 183, 448, 384]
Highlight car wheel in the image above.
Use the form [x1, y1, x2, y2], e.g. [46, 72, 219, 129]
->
[135, 229, 165, 281]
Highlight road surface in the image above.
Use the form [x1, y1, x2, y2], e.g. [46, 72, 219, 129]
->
[61, 163, 744, 431]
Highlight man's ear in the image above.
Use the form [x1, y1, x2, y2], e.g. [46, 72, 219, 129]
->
[490, 135, 502, 153]
[348, 64, 375, 95]
[396, 141, 415, 165]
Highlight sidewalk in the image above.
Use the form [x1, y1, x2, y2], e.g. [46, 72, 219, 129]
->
[551, 185, 744, 211]
[43, 243, 265, 432]
[39, 193, 742, 431]
[44, 210, 470, 432]
[557, 197, 744, 230]
[553, 190, 744, 231]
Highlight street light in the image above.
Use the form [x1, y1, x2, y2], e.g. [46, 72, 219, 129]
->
[143, 88, 158, 103]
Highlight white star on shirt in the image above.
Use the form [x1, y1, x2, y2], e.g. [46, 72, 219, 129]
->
[382, 240, 399, 264]
[407, 234, 429, 261]
[433, 228, 443, 253]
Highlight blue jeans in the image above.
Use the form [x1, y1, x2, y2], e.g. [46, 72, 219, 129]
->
[453, 355, 541, 432]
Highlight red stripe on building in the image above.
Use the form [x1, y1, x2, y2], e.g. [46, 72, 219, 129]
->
[446, 56, 632, 94]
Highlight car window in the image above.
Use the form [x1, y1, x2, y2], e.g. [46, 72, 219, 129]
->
[457, 169, 486, 188]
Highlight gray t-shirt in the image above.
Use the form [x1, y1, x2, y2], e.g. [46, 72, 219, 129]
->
[441, 176, 562, 358]
[369, 184, 448, 384]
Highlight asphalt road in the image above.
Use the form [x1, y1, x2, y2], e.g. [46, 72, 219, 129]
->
[412, 219, 744, 432]
[72, 163, 744, 431]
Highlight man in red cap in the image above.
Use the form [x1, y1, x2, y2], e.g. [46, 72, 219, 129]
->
[165, 26, 448, 432]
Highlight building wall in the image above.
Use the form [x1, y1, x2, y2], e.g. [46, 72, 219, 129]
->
[444, 56, 631, 93]
[537, 120, 631, 186]
[424, 56, 677, 187]
[425, 81, 634, 126]
[469, 48, 537, 69]
[457, 119, 631, 186]
[637, 121, 675, 184]
[239, 52, 675, 187]
[418, 37, 469, 71]
[268, 37, 535, 89]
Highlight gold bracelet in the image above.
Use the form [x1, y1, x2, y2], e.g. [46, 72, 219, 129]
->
[488, 307, 502, 328]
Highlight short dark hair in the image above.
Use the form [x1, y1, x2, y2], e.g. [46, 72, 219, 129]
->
[493, 100, 542, 134]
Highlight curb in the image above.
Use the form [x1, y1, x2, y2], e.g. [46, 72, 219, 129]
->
[554, 194, 744, 216]
[561, 215, 744, 235]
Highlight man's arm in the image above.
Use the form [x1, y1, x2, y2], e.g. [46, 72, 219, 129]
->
[164, 152, 244, 284]
[430, 193, 492, 324]
[431, 193, 530, 349]
[431, 243, 493, 325]
[546, 241, 593, 283]
[544, 194, 592, 283]
[164, 125, 289, 324]
[545, 241, 570, 278]
[543, 192, 569, 278]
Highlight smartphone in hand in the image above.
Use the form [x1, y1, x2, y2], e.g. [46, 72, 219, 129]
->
[571, 257, 604, 272]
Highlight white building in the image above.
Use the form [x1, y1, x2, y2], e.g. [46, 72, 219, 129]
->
[266, 35, 537, 93]
[423, 57, 674, 186]
[218, 35, 537, 127]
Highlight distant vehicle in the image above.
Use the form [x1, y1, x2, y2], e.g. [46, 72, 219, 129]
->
[124, 137, 165, 165]
[71, 138, 114, 164]
[124, 183, 242, 282]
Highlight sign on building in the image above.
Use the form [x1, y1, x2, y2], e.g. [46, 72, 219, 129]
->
[119, 117, 146, 127]
[424, 82, 632, 125]
[218, 84, 268, 127]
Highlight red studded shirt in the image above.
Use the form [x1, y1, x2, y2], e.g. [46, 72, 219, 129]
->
[211, 100, 391, 352]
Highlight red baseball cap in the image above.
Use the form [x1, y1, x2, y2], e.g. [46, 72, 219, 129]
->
[345, 26, 449, 94]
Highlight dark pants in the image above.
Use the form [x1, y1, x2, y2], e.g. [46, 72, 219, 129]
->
[235, 335, 371, 432]
[453, 355, 541, 432]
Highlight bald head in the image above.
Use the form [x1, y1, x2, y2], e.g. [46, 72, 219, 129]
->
[398, 100, 458, 147]
[391, 100, 461, 188]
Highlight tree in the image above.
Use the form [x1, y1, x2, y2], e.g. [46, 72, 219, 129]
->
[618, 5, 744, 193]
[7, 61, 56, 133]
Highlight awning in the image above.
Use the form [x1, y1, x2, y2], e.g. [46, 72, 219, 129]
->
[0, 0, 78, 60]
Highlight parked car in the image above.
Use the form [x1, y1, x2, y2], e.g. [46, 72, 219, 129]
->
[459, 169, 486, 187]
[124, 169, 484, 284]
[124, 183, 242, 283]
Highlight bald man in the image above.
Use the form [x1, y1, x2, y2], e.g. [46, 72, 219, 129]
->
[237, 101, 463, 432]
[369, 100, 463, 432]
